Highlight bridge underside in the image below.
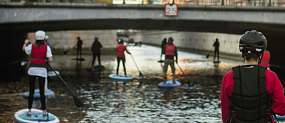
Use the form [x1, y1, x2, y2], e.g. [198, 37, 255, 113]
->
[2, 19, 285, 36]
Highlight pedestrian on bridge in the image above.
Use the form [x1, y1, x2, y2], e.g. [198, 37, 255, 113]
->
[213, 38, 220, 63]
[91, 37, 103, 67]
[220, 30, 285, 123]
[76, 37, 83, 59]
[162, 37, 178, 84]
[22, 30, 53, 116]
[116, 39, 131, 76]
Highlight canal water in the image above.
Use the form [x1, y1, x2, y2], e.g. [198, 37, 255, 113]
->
[0, 45, 244, 123]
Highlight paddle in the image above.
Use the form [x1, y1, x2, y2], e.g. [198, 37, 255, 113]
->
[158, 54, 164, 63]
[50, 42, 59, 48]
[175, 62, 191, 86]
[47, 62, 84, 107]
[63, 45, 76, 54]
[130, 54, 143, 79]
[206, 47, 214, 58]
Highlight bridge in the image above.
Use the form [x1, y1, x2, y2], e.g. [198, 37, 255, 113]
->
[1, 3, 285, 35]
[1, 3, 285, 81]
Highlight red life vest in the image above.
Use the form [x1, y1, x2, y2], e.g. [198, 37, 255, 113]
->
[260, 51, 270, 68]
[165, 44, 175, 56]
[117, 44, 125, 57]
[30, 44, 47, 67]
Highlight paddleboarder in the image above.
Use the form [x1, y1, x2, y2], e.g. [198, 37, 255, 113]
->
[160, 38, 167, 61]
[162, 37, 178, 84]
[22, 30, 53, 116]
[91, 37, 103, 67]
[220, 30, 285, 123]
[116, 39, 131, 76]
[260, 50, 270, 69]
[213, 38, 220, 63]
[77, 36, 83, 59]
[44, 35, 50, 47]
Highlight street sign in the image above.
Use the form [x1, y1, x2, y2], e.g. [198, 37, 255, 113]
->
[165, 4, 178, 16]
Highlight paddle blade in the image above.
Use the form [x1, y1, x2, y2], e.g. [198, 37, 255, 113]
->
[73, 95, 84, 107]
[206, 54, 210, 58]
[158, 60, 164, 63]
[139, 72, 144, 80]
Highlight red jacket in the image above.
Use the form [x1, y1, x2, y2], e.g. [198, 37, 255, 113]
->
[221, 68, 285, 123]
[30, 44, 47, 66]
[165, 44, 175, 56]
[260, 51, 271, 68]
[117, 44, 126, 57]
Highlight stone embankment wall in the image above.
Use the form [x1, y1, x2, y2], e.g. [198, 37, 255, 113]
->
[27, 30, 118, 54]
[130, 30, 242, 55]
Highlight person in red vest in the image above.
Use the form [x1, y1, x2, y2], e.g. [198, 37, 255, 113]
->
[220, 30, 285, 123]
[91, 37, 103, 67]
[44, 35, 50, 47]
[260, 50, 270, 69]
[162, 37, 178, 84]
[22, 30, 53, 116]
[116, 39, 131, 76]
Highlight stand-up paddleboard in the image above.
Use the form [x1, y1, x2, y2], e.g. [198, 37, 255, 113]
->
[108, 74, 133, 81]
[213, 61, 221, 63]
[14, 108, 59, 123]
[89, 66, 105, 72]
[23, 89, 55, 99]
[158, 80, 181, 91]
[48, 71, 60, 77]
[71, 58, 85, 61]
[274, 114, 285, 122]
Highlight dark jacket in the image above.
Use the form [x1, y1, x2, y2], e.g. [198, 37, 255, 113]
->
[92, 41, 102, 53]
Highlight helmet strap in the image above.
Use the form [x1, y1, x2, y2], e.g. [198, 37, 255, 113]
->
[258, 53, 264, 64]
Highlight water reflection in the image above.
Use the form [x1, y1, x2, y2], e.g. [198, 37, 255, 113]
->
[0, 45, 244, 122]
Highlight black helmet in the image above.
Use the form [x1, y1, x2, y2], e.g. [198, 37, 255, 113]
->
[118, 39, 123, 44]
[168, 37, 174, 43]
[239, 30, 267, 55]
[95, 37, 98, 41]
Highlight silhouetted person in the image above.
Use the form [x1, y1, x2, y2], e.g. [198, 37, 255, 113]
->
[213, 38, 220, 62]
[91, 37, 102, 67]
[77, 37, 83, 59]
[116, 39, 131, 76]
[162, 37, 178, 84]
[160, 38, 167, 60]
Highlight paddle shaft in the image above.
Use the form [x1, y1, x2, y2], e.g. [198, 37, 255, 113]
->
[206, 47, 214, 58]
[47, 63, 84, 107]
[130, 55, 143, 76]
[47, 63, 75, 95]
[175, 62, 192, 86]
[176, 63, 186, 76]
[64, 45, 76, 54]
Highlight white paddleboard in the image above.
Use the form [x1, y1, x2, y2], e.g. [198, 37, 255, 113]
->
[48, 71, 59, 77]
[108, 74, 133, 81]
[14, 108, 59, 123]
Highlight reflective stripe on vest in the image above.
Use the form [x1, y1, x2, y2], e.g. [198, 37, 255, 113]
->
[30, 44, 47, 67]
[117, 44, 125, 57]
[165, 44, 175, 56]
[230, 65, 271, 122]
